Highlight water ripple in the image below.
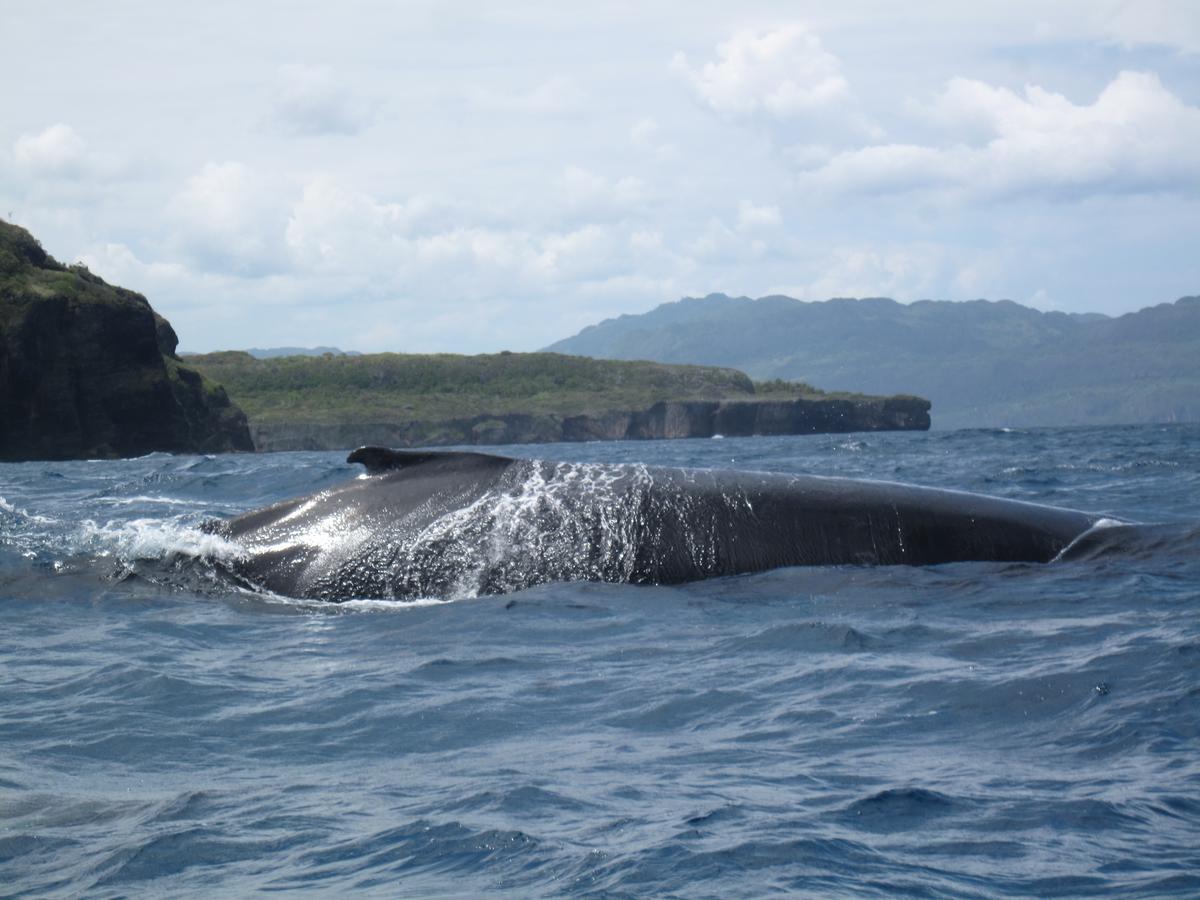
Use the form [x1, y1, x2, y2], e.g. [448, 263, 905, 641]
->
[1, 425, 1198, 895]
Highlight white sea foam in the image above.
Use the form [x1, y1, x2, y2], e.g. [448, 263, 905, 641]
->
[335, 596, 457, 611]
[101, 495, 212, 508]
[78, 517, 246, 563]
[0, 495, 56, 525]
[245, 584, 457, 612]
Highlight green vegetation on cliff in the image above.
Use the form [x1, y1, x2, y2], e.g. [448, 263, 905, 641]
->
[184, 351, 930, 451]
[0, 219, 253, 460]
[185, 351, 790, 425]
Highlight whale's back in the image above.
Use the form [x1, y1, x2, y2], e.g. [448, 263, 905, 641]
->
[208, 448, 1100, 601]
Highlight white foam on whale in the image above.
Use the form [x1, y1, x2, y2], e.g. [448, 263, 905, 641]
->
[1052, 516, 1128, 562]
[77, 516, 247, 564]
[372, 459, 657, 600]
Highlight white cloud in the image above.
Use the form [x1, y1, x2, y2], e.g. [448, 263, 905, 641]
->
[629, 116, 677, 161]
[169, 162, 289, 275]
[468, 75, 584, 113]
[1094, 1, 1200, 54]
[558, 166, 646, 219]
[75, 241, 258, 341]
[285, 175, 646, 288]
[285, 177, 435, 272]
[737, 201, 782, 230]
[629, 229, 663, 252]
[690, 217, 769, 262]
[950, 253, 1006, 298]
[571, 273, 683, 306]
[533, 225, 621, 280]
[173, 162, 257, 231]
[1026, 287, 1060, 311]
[78, 241, 187, 284]
[770, 244, 949, 301]
[377, 223, 624, 284]
[804, 71, 1200, 199]
[272, 64, 372, 136]
[630, 117, 659, 147]
[685, 203, 785, 263]
[4, 2, 1197, 352]
[673, 24, 850, 118]
[74, 208, 654, 351]
[802, 143, 953, 194]
[13, 124, 87, 176]
[784, 143, 836, 168]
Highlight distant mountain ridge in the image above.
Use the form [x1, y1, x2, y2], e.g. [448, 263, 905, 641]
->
[545, 294, 1200, 429]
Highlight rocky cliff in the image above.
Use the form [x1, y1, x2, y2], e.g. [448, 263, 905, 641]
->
[250, 396, 930, 451]
[0, 220, 253, 461]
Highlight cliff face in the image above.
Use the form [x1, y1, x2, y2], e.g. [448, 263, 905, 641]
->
[0, 220, 253, 461]
[250, 396, 930, 451]
[561, 396, 930, 441]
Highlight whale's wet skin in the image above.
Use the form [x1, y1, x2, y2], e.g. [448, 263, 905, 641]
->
[207, 446, 1102, 602]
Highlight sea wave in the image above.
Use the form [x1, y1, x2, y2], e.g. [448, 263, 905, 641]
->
[2, 425, 1199, 896]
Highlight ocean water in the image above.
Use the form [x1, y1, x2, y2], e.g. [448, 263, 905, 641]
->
[2, 425, 1198, 897]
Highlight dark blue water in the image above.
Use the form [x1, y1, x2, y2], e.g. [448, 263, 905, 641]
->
[2, 425, 1198, 897]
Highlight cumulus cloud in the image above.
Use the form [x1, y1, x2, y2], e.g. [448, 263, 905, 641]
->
[531, 225, 623, 280]
[78, 241, 187, 283]
[685, 202, 784, 263]
[271, 64, 372, 136]
[672, 24, 850, 118]
[629, 229, 663, 253]
[13, 124, 87, 177]
[72, 170, 675, 351]
[804, 71, 1200, 199]
[558, 166, 646, 219]
[737, 201, 782, 230]
[74, 241, 266, 347]
[690, 218, 768, 263]
[468, 75, 584, 113]
[629, 116, 677, 161]
[285, 177, 438, 272]
[284, 175, 652, 292]
[169, 162, 289, 275]
[770, 244, 951, 302]
[1091, 1, 1200, 54]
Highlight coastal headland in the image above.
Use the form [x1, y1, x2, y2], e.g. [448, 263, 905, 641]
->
[186, 352, 931, 452]
[0, 220, 252, 461]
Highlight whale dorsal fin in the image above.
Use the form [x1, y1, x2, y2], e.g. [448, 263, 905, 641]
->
[347, 446, 512, 475]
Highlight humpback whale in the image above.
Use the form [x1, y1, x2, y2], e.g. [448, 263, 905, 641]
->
[205, 446, 1101, 602]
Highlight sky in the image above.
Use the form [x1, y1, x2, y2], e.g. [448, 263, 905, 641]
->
[2, 0, 1198, 353]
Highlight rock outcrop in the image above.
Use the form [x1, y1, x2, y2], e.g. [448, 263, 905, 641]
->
[249, 396, 930, 451]
[0, 220, 253, 461]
